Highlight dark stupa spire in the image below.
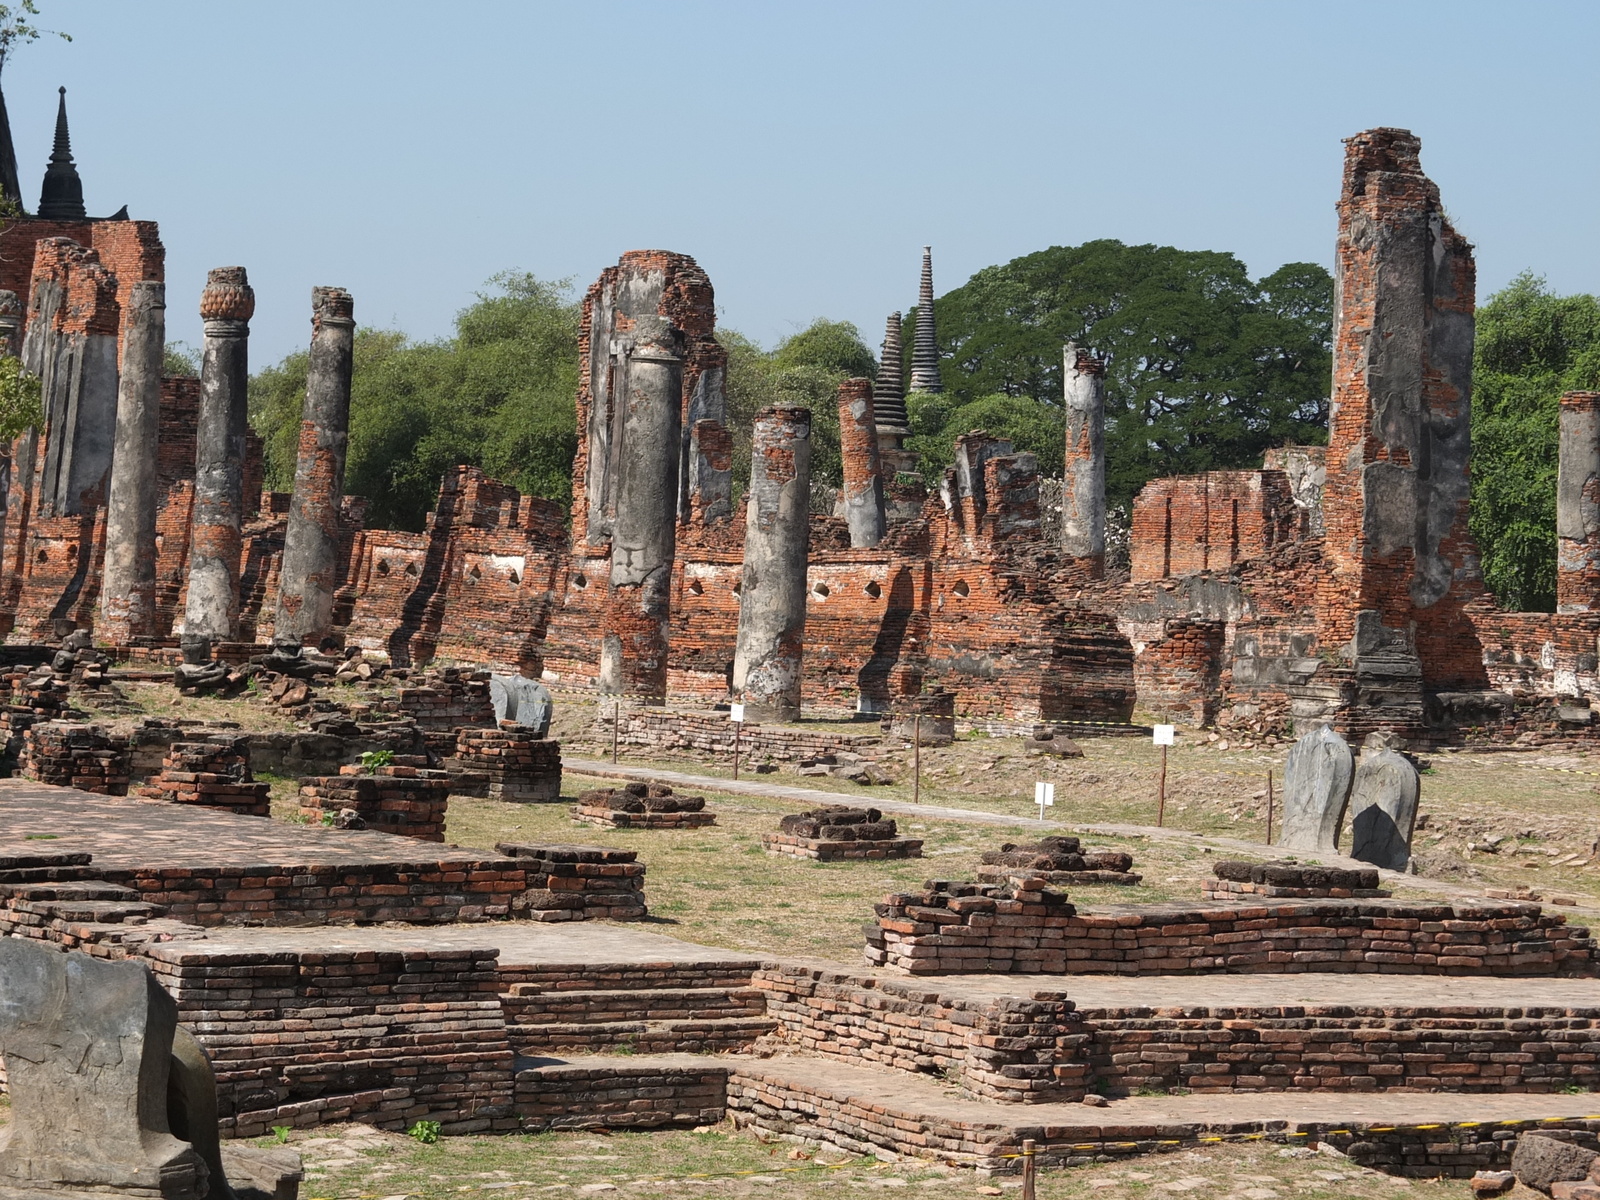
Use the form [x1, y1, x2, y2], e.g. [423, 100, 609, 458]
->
[0, 83, 22, 212]
[875, 311, 908, 430]
[909, 246, 942, 394]
[38, 86, 84, 219]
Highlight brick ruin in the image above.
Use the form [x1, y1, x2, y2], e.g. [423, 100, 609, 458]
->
[0, 118, 1591, 749]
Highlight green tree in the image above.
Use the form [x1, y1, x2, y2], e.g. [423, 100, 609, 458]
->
[0, 2, 69, 77]
[921, 240, 1333, 507]
[0, 353, 41, 440]
[1470, 273, 1600, 612]
[248, 273, 579, 531]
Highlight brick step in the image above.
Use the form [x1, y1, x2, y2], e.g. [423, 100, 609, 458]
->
[512, 1016, 777, 1054]
[1, 880, 141, 902]
[504, 986, 767, 1025]
[496, 959, 762, 995]
[516, 1053, 731, 1132]
[8, 898, 165, 924]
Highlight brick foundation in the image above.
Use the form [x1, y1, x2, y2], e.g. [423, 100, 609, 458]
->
[492, 842, 647, 921]
[297, 760, 452, 841]
[453, 722, 562, 802]
[138, 735, 271, 816]
[19, 721, 129, 794]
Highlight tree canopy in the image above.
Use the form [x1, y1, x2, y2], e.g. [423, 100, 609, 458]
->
[248, 273, 579, 531]
[915, 240, 1333, 506]
[1470, 273, 1600, 612]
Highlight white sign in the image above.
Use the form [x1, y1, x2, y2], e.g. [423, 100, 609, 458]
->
[1153, 724, 1175, 746]
[1034, 780, 1055, 821]
[730, 703, 746, 723]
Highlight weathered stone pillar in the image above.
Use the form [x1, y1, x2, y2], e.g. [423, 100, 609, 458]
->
[1557, 390, 1600, 613]
[0, 289, 24, 598]
[276, 286, 355, 646]
[837, 377, 885, 548]
[599, 325, 683, 701]
[184, 267, 254, 647]
[733, 405, 812, 721]
[1061, 342, 1106, 572]
[99, 281, 164, 642]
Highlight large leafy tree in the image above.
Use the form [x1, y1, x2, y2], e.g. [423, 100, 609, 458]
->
[248, 273, 579, 531]
[913, 240, 1333, 506]
[1471, 273, 1600, 612]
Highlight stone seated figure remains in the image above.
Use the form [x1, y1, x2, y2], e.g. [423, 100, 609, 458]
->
[0, 937, 302, 1200]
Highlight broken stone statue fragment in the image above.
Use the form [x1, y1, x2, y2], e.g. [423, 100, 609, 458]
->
[1277, 724, 1354, 853]
[1346, 742, 1420, 871]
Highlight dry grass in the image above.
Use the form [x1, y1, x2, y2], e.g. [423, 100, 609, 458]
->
[267, 1120, 1474, 1200]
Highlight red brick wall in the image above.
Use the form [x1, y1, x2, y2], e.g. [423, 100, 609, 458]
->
[1130, 470, 1300, 582]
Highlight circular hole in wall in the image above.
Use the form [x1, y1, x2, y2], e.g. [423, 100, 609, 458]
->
[813, 582, 831, 600]
[687, 578, 704, 596]
[376, 560, 391, 576]
[952, 580, 971, 598]
[864, 580, 882, 600]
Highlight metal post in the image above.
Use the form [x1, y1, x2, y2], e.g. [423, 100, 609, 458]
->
[1266, 768, 1274, 845]
[912, 714, 921, 805]
[1021, 1139, 1036, 1200]
[611, 698, 620, 764]
[1157, 743, 1168, 827]
[733, 718, 741, 781]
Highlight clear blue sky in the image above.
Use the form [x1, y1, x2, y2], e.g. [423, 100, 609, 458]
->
[5, 0, 1596, 367]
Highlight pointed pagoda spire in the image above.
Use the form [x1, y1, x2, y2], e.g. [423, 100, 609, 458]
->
[874, 311, 908, 431]
[909, 246, 942, 394]
[38, 86, 85, 220]
[0, 82, 23, 213]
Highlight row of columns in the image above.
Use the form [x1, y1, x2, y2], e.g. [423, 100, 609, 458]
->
[90, 269, 354, 653]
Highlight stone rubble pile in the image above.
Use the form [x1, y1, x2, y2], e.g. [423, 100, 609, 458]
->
[572, 781, 716, 829]
[18, 720, 130, 795]
[762, 805, 923, 861]
[1204, 859, 1390, 899]
[451, 721, 562, 802]
[977, 835, 1139, 886]
[865, 879, 1077, 973]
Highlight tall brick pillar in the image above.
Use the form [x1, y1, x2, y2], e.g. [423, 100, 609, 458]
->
[1557, 390, 1600, 613]
[733, 405, 812, 722]
[837, 377, 886, 548]
[184, 267, 254, 647]
[1061, 342, 1106, 574]
[276, 286, 354, 647]
[99, 281, 165, 642]
[1308, 128, 1485, 731]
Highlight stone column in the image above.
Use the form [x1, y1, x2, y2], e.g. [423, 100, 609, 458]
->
[837, 377, 885, 548]
[99, 281, 165, 642]
[184, 267, 254, 648]
[0, 289, 23, 597]
[733, 405, 812, 721]
[276, 286, 355, 647]
[1557, 390, 1600, 613]
[1061, 342, 1106, 573]
[599, 326, 683, 702]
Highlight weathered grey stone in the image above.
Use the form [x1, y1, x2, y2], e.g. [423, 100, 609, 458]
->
[837, 378, 886, 549]
[733, 405, 812, 721]
[490, 673, 553, 736]
[1346, 747, 1420, 871]
[1060, 342, 1105, 570]
[1278, 724, 1354, 853]
[276, 286, 355, 647]
[100, 280, 165, 642]
[1512, 1132, 1600, 1195]
[0, 937, 204, 1195]
[185, 267, 255, 644]
[0, 939, 302, 1200]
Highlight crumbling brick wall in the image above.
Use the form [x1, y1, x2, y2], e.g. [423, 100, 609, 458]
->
[1130, 470, 1301, 582]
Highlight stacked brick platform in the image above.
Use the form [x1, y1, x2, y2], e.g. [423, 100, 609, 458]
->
[754, 963, 1088, 1103]
[493, 842, 647, 920]
[138, 735, 271, 817]
[1203, 859, 1391, 899]
[297, 758, 453, 840]
[762, 805, 922, 861]
[18, 721, 130, 794]
[572, 782, 716, 830]
[453, 722, 561, 802]
[516, 1057, 730, 1131]
[0, 666, 76, 759]
[386, 668, 495, 752]
[143, 942, 517, 1137]
[976, 835, 1142, 887]
[866, 891, 1595, 977]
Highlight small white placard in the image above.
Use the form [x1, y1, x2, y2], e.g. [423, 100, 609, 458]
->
[730, 703, 746, 723]
[1153, 724, 1176, 746]
[1034, 781, 1055, 805]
